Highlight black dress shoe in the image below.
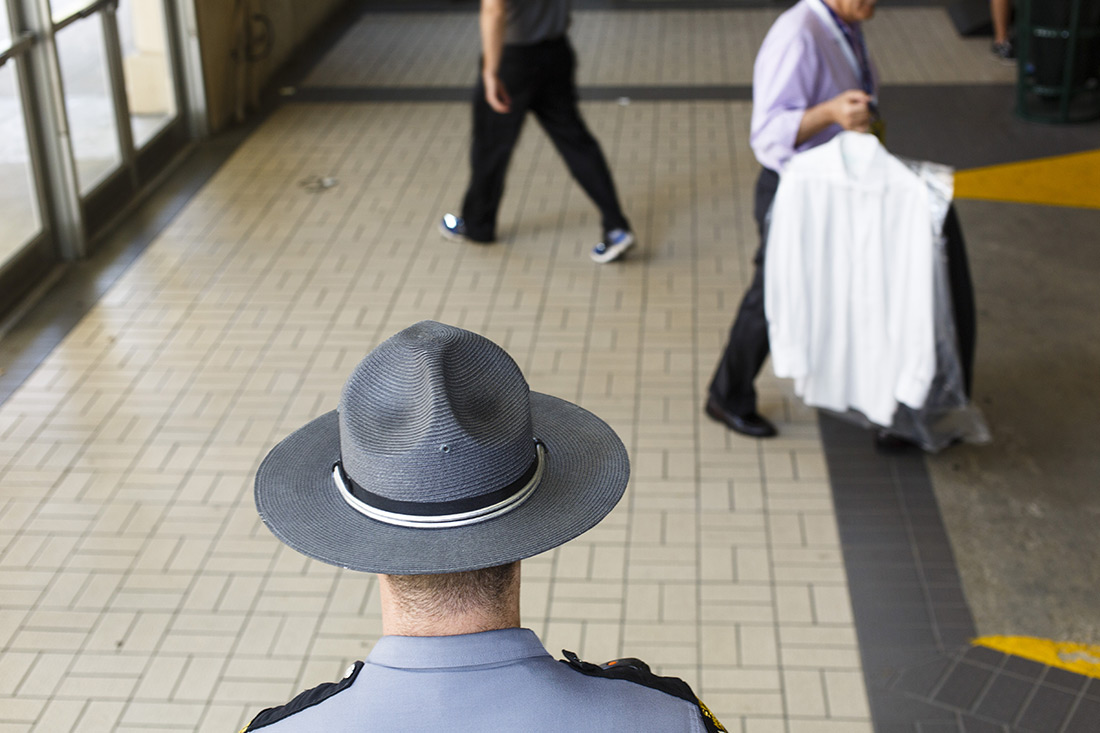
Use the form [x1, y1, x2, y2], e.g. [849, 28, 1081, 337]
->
[705, 398, 778, 438]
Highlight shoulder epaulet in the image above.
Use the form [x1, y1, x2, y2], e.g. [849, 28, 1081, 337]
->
[561, 650, 727, 732]
[239, 661, 364, 732]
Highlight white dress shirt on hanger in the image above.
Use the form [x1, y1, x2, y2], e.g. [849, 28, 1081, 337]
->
[764, 131, 937, 426]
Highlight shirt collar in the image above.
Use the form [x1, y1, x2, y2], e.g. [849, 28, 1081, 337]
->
[833, 130, 888, 181]
[367, 628, 550, 670]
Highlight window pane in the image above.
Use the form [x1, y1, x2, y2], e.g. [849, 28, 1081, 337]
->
[118, 0, 177, 147]
[0, 60, 44, 269]
[51, 0, 96, 24]
[56, 13, 122, 193]
[1, 0, 12, 49]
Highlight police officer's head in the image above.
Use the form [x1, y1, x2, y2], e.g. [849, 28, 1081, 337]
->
[254, 320, 630, 585]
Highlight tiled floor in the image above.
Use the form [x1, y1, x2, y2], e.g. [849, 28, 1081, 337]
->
[1, 4, 1097, 733]
[0, 22, 872, 733]
[303, 8, 1016, 88]
[0, 92, 873, 730]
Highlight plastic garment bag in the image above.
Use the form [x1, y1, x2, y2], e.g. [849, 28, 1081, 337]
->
[888, 157, 990, 451]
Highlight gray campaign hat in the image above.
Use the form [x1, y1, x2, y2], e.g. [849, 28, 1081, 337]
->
[254, 320, 629, 574]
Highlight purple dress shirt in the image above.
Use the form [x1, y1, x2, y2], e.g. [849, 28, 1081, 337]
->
[750, 0, 880, 173]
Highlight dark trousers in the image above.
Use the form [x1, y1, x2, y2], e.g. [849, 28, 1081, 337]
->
[943, 205, 976, 397]
[708, 167, 976, 416]
[708, 168, 780, 416]
[460, 36, 629, 242]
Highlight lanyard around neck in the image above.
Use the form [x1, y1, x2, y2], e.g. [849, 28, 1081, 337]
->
[819, 1, 875, 96]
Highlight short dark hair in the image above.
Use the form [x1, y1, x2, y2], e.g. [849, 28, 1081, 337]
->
[385, 562, 518, 618]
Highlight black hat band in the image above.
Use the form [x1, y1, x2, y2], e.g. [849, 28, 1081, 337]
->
[332, 442, 546, 529]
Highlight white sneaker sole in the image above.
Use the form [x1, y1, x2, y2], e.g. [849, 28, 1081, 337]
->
[438, 220, 466, 242]
[590, 233, 635, 263]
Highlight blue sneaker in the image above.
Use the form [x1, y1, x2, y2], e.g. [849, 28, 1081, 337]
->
[590, 228, 634, 263]
[439, 213, 467, 241]
[991, 40, 1015, 65]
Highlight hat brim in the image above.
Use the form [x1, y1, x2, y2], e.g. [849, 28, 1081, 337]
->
[254, 393, 629, 574]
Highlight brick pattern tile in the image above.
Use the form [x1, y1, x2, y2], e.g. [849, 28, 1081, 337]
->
[889, 646, 1100, 732]
[0, 15, 879, 732]
[303, 8, 1016, 89]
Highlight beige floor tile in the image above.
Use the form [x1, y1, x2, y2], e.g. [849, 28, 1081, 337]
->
[0, 11, 888, 729]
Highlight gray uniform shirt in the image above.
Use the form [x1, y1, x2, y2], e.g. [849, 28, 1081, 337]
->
[505, 0, 571, 45]
[244, 628, 713, 731]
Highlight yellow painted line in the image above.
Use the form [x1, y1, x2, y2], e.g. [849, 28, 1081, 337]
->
[974, 636, 1100, 680]
[954, 149, 1100, 210]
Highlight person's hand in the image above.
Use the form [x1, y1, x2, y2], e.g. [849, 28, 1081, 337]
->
[483, 72, 511, 114]
[830, 90, 873, 132]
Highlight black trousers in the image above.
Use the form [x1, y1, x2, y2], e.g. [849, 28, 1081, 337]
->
[708, 167, 976, 416]
[460, 36, 629, 242]
[707, 168, 780, 416]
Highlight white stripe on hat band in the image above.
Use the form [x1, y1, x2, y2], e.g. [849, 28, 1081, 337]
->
[333, 443, 546, 529]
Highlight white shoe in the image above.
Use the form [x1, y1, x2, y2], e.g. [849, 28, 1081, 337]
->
[439, 213, 467, 241]
[590, 229, 634, 263]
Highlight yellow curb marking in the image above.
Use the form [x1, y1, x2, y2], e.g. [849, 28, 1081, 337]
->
[974, 636, 1100, 680]
[954, 149, 1100, 210]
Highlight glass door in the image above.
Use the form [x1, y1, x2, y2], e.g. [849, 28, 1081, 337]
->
[54, 6, 124, 194]
[0, 2, 46, 278]
[0, 0, 198, 317]
[118, 0, 178, 149]
[50, 0, 190, 233]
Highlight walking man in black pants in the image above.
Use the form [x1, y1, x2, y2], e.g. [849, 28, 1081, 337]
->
[440, 0, 635, 263]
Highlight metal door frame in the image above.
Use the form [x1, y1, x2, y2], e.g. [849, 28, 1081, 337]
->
[0, 0, 206, 320]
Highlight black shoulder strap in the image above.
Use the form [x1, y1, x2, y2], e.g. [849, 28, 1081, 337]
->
[240, 661, 364, 732]
[561, 650, 728, 732]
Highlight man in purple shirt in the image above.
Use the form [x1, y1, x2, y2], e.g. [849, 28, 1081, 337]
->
[705, 0, 880, 438]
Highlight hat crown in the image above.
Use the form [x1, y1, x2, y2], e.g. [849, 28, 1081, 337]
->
[338, 321, 535, 506]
